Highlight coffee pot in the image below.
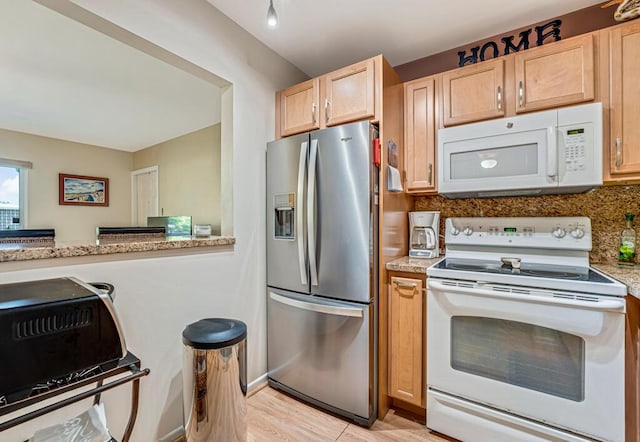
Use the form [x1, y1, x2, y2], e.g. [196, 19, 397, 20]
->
[409, 211, 440, 258]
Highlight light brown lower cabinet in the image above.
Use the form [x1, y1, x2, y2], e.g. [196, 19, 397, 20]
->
[388, 275, 425, 408]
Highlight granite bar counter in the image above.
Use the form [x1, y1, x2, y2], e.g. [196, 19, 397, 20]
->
[0, 236, 235, 263]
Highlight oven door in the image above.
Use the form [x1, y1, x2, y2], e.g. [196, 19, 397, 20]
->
[427, 278, 625, 442]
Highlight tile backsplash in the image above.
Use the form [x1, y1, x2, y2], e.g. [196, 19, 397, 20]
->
[414, 185, 640, 265]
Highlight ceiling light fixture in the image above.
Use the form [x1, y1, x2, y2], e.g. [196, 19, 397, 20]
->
[267, 0, 278, 28]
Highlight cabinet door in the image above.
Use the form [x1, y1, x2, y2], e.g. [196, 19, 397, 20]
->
[405, 77, 437, 193]
[322, 58, 375, 127]
[515, 34, 595, 114]
[442, 58, 505, 126]
[609, 23, 640, 178]
[279, 78, 320, 137]
[388, 276, 424, 407]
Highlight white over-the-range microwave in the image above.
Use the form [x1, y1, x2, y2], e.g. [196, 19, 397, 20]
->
[437, 102, 602, 198]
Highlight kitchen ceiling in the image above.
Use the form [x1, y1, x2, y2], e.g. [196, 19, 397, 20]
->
[0, 0, 221, 152]
[207, 0, 606, 77]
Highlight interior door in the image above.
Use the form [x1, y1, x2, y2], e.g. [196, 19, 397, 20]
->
[131, 167, 158, 226]
[309, 121, 372, 303]
[266, 133, 309, 293]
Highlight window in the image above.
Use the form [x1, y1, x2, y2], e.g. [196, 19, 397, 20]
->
[0, 159, 31, 230]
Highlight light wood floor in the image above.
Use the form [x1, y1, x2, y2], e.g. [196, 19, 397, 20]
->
[246, 386, 455, 441]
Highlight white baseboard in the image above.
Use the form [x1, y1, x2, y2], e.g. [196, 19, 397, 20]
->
[248, 373, 268, 394]
[157, 373, 269, 442]
[158, 426, 184, 442]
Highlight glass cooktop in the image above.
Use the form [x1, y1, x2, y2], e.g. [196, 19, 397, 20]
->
[433, 258, 613, 284]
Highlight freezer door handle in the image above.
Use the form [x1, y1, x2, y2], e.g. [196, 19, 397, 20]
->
[269, 292, 363, 318]
[307, 138, 319, 286]
[297, 141, 308, 285]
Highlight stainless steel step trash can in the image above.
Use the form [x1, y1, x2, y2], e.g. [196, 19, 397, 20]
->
[182, 318, 247, 442]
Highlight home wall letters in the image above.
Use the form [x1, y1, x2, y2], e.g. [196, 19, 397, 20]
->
[458, 20, 562, 66]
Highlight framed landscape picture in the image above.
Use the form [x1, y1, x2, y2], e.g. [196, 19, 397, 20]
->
[59, 173, 109, 206]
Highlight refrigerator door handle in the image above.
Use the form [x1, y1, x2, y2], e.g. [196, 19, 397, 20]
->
[297, 141, 308, 285]
[307, 138, 319, 286]
[269, 292, 363, 318]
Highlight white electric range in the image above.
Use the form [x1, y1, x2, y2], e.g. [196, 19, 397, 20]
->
[427, 217, 626, 442]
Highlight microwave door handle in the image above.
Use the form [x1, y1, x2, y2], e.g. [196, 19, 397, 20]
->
[297, 141, 308, 285]
[546, 126, 557, 179]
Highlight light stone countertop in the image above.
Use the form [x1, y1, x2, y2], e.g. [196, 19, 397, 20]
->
[0, 236, 235, 263]
[386, 256, 443, 274]
[592, 263, 640, 300]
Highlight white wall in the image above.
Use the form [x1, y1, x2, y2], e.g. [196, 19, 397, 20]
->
[0, 0, 307, 440]
[134, 124, 222, 232]
[0, 128, 133, 243]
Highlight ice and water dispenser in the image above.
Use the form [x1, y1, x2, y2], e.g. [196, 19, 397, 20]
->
[273, 193, 295, 240]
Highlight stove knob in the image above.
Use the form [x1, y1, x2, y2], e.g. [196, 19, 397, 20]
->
[570, 227, 585, 239]
[450, 225, 460, 236]
[552, 227, 566, 238]
[463, 227, 474, 236]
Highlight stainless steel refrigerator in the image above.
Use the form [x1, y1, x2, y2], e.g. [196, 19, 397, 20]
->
[266, 120, 379, 426]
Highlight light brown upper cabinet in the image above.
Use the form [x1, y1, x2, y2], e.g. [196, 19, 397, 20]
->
[388, 276, 424, 407]
[322, 58, 375, 127]
[442, 58, 505, 126]
[514, 33, 595, 114]
[276, 57, 380, 138]
[404, 76, 438, 193]
[605, 21, 640, 181]
[278, 78, 320, 137]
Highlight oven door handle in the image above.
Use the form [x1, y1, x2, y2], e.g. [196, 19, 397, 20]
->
[428, 280, 626, 312]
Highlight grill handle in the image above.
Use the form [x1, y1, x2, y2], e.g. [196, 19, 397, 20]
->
[89, 282, 115, 301]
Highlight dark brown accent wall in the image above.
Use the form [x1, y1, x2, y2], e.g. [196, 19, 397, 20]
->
[414, 185, 640, 265]
[395, 4, 617, 81]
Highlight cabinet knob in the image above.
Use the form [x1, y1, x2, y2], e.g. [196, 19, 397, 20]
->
[312, 103, 317, 125]
[497, 85, 502, 111]
[615, 138, 622, 168]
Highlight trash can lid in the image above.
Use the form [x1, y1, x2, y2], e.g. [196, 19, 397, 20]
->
[182, 318, 247, 350]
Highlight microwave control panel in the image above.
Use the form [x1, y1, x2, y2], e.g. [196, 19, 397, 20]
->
[562, 127, 588, 173]
[556, 101, 600, 186]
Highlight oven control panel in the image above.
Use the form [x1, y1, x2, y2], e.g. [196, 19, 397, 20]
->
[445, 217, 591, 250]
